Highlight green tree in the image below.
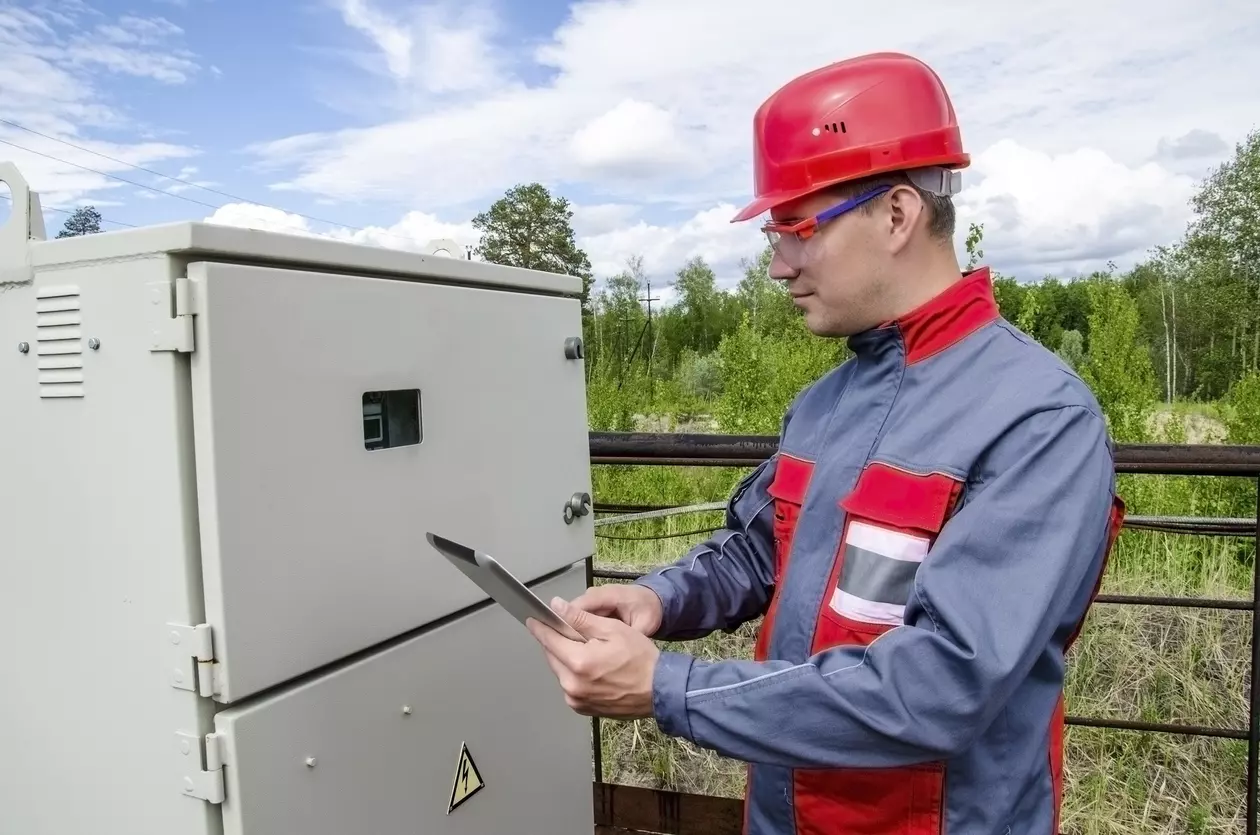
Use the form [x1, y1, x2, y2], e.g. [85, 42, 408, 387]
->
[733, 245, 796, 337]
[1223, 370, 1260, 445]
[672, 256, 735, 355]
[1056, 329, 1085, 371]
[56, 206, 102, 238]
[1015, 285, 1040, 334]
[471, 183, 593, 307]
[1079, 278, 1159, 441]
[964, 221, 985, 270]
[1185, 129, 1260, 308]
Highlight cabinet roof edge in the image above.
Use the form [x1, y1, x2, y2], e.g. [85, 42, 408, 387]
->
[29, 221, 584, 296]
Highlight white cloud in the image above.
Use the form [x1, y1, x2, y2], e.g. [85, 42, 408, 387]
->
[570, 99, 692, 179]
[579, 203, 763, 290]
[244, 0, 1260, 283]
[203, 202, 481, 255]
[335, 0, 505, 95]
[200, 194, 758, 305]
[954, 140, 1200, 278]
[0, 4, 201, 209]
[570, 202, 641, 238]
[338, 0, 413, 80]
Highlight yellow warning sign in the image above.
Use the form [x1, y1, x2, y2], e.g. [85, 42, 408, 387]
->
[447, 742, 485, 814]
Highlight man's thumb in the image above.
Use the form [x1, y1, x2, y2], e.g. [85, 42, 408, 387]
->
[552, 597, 612, 639]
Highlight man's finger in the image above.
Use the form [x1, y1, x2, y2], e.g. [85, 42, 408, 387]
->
[566, 587, 620, 616]
[527, 616, 583, 667]
[552, 597, 618, 640]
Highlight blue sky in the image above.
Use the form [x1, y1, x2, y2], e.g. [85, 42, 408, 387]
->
[2, 0, 1259, 304]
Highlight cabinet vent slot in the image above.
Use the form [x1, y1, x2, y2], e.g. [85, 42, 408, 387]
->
[35, 285, 84, 399]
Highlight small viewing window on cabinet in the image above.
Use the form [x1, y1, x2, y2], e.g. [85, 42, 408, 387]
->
[363, 389, 422, 451]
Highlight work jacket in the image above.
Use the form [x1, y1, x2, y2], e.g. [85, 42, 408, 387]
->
[635, 267, 1125, 835]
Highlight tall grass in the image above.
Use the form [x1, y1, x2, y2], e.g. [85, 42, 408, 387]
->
[591, 463, 1257, 834]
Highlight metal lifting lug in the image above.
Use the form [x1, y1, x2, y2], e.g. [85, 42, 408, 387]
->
[563, 492, 591, 524]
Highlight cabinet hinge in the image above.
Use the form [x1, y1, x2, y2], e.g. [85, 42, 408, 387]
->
[148, 277, 198, 353]
[176, 731, 225, 804]
[166, 622, 220, 697]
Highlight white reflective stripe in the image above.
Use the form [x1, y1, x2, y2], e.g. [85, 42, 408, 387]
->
[845, 520, 930, 563]
[829, 588, 905, 625]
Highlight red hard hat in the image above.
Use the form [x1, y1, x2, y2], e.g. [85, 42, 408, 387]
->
[731, 52, 970, 223]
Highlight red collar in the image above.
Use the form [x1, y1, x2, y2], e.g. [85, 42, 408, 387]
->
[888, 267, 1000, 365]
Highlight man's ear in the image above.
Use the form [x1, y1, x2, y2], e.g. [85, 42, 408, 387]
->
[885, 184, 924, 253]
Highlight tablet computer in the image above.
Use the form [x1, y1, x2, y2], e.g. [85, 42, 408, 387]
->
[426, 532, 586, 643]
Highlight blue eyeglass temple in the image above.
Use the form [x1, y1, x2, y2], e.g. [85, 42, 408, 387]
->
[813, 184, 893, 225]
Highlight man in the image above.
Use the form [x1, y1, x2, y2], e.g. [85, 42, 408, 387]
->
[527, 51, 1126, 834]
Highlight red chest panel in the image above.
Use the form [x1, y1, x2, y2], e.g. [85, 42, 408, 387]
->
[754, 456, 964, 835]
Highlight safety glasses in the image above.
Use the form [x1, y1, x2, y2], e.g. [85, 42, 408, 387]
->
[760, 184, 892, 270]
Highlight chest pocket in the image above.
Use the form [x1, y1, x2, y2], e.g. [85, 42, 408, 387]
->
[813, 460, 964, 651]
[765, 452, 815, 582]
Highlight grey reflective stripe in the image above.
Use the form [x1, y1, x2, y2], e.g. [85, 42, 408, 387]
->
[837, 544, 919, 605]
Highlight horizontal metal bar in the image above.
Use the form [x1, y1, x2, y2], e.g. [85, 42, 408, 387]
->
[589, 432, 1260, 476]
[590, 432, 775, 463]
[593, 568, 1253, 611]
[592, 568, 648, 581]
[591, 455, 756, 467]
[1093, 593, 1252, 611]
[1065, 714, 1248, 740]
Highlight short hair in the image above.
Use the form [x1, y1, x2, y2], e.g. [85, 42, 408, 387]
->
[825, 169, 956, 242]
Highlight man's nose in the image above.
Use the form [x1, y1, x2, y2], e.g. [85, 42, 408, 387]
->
[767, 248, 799, 280]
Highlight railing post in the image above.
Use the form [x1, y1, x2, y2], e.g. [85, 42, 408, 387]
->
[1249, 476, 1260, 835]
[585, 554, 604, 784]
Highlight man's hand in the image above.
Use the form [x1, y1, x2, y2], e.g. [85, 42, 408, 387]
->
[526, 597, 660, 719]
[565, 584, 663, 637]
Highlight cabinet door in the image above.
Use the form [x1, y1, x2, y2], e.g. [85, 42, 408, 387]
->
[213, 564, 593, 835]
[186, 261, 592, 702]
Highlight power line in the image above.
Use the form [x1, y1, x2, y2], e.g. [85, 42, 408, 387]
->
[0, 135, 223, 211]
[0, 117, 375, 232]
[0, 191, 138, 229]
[0, 120, 467, 252]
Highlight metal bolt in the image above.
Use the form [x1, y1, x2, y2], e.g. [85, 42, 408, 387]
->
[564, 336, 584, 360]
[402, 705, 412, 716]
[17, 342, 28, 354]
[88, 338, 100, 350]
[305, 757, 317, 768]
[563, 491, 592, 524]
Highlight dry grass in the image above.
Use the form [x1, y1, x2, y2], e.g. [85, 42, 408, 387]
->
[591, 472, 1256, 835]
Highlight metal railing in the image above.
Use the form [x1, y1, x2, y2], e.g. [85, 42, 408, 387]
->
[585, 431, 1260, 835]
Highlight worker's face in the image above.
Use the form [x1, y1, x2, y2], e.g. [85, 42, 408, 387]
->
[766, 185, 924, 337]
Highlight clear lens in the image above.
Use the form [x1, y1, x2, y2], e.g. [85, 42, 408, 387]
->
[765, 229, 809, 270]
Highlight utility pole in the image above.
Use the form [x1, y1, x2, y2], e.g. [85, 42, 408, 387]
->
[641, 280, 661, 404]
[617, 278, 660, 394]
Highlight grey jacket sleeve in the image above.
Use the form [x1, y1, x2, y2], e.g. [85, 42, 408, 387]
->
[632, 454, 779, 641]
[649, 404, 1119, 768]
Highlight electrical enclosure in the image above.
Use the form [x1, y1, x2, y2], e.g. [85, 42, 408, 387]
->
[0, 163, 596, 835]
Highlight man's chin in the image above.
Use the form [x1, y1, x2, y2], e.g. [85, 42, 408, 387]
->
[800, 309, 854, 339]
